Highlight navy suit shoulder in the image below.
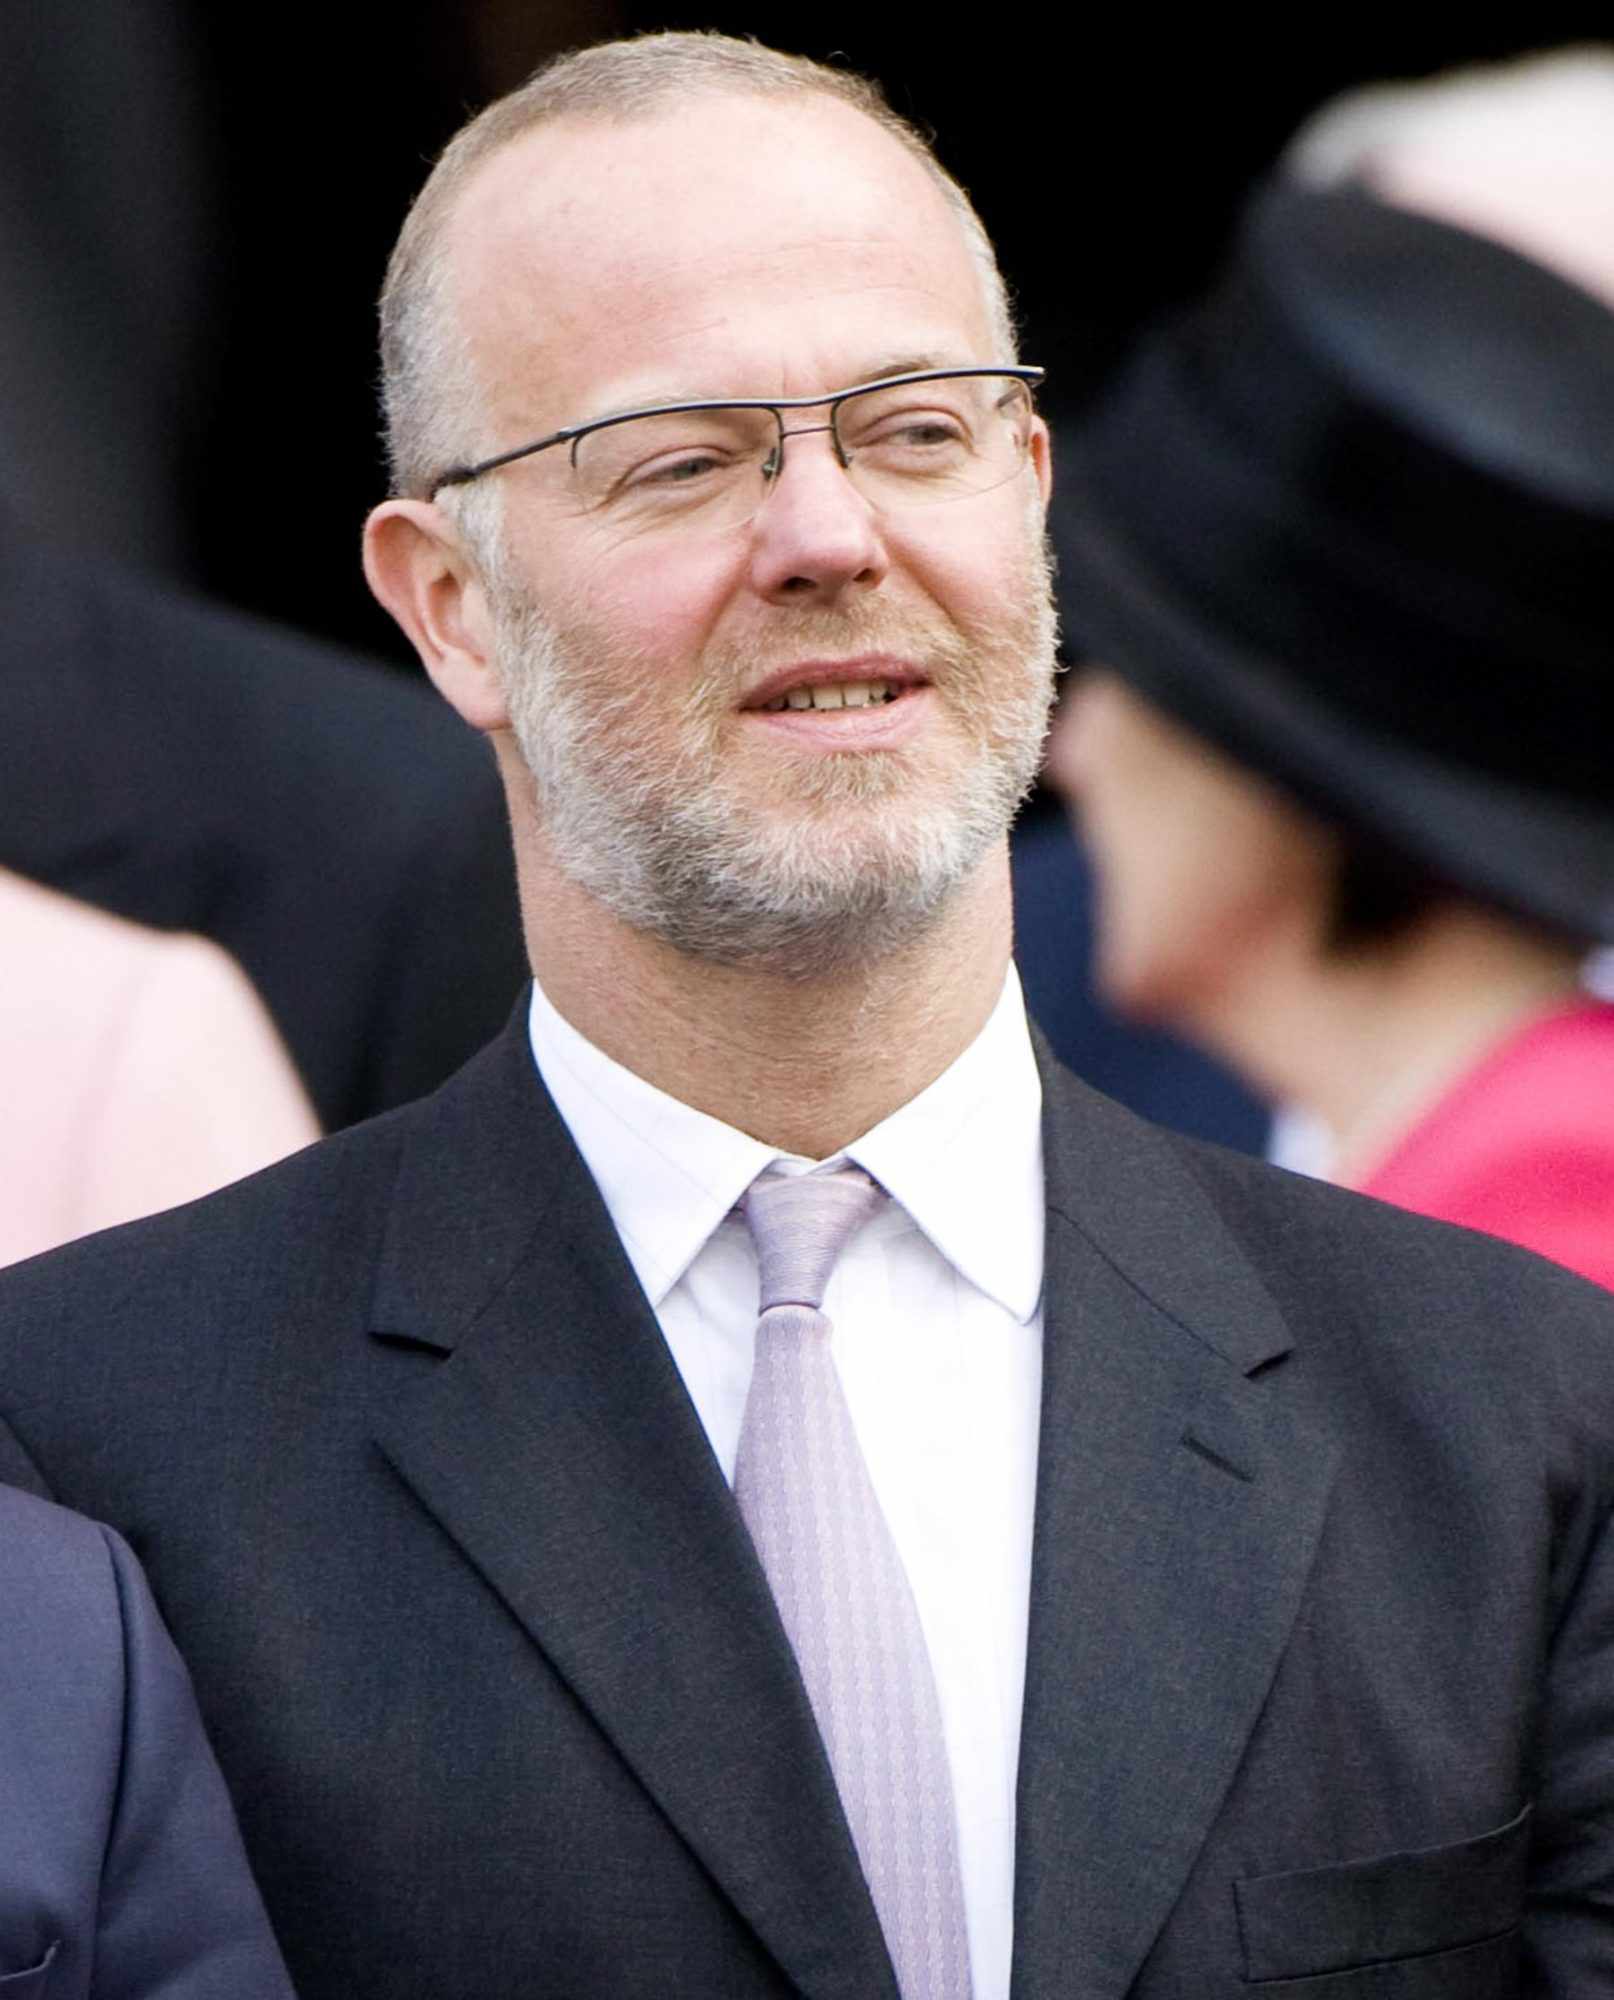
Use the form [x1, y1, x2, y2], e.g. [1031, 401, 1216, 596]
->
[0, 1486, 294, 1998]
[0, 531, 526, 1128]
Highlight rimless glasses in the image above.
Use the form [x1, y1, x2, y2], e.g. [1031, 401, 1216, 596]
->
[428, 366, 1045, 533]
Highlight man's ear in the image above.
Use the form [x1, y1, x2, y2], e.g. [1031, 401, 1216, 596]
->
[1029, 414, 1053, 507]
[362, 499, 509, 732]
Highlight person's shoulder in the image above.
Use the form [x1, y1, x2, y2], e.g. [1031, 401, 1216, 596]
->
[0, 1012, 537, 1319]
[1196, 1111, 1614, 1430]
[0, 1019, 546, 1499]
[0, 1083, 415, 1317]
[0, 1482, 117, 1584]
[3, 533, 493, 795]
[0, 868, 287, 1034]
[1044, 1052, 1614, 1398]
[0, 1487, 145, 1682]
[0, 1493, 131, 1804]
[128, 569, 488, 778]
[0, 1096, 417, 1498]
[1158, 1081, 1602, 1285]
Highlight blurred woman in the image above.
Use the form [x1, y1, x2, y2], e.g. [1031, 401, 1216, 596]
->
[1049, 180, 1614, 1285]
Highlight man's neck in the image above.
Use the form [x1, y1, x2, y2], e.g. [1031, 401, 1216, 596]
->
[524, 851, 1015, 1161]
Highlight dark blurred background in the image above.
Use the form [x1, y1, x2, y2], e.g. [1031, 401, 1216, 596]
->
[1, 7, 1602, 664]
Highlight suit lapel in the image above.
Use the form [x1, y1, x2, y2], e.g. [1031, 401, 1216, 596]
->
[1012, 1055, 1338, 2000]
[369, 1010, 897, 2000]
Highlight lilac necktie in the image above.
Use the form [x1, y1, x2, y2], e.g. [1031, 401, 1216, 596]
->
[735, 1165, 973, 2000]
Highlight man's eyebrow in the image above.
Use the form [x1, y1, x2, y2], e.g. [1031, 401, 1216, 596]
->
[583, 355, 975, 423]
[846, 353, 965, 387]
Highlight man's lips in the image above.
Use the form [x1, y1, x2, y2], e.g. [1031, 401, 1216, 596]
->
[736, 657, 935, 751]
[739, 657, 931, 712]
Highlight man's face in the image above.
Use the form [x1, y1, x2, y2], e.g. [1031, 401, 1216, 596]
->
[449, 93, 1057, 973]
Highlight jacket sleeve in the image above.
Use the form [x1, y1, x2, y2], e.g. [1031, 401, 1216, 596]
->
[92, 1526, 297, 2000]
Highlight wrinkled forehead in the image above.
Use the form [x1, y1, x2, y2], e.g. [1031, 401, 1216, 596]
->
[443, 93, 995, 420]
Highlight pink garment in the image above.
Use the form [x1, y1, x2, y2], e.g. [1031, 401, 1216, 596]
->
[0, 869, 318, 1267]
[1356, 997, 1614, 1292]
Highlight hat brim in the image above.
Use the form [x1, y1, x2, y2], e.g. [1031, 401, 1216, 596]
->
[1053, 480, 1614, 945]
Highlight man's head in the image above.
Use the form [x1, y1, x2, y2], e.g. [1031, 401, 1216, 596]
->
[363, 32, 1055, 981]
[376, 34, 1020, 512]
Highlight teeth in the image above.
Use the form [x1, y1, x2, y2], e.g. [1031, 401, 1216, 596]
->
[761, 678, 899, 713]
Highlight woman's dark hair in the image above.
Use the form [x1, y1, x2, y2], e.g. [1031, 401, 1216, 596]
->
[1325, 840, 1447, 954]
[1325, 836, 1593, 957]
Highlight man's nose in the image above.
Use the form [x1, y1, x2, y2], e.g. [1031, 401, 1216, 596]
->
[744, 427, 890, 604]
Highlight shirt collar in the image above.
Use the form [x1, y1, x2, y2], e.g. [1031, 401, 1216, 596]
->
[844, 969, 1043, 1322]
[527, 967, 1044, 1323]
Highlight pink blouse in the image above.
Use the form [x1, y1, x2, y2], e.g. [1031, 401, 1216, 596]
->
[1, 869, 318, 1267]
[1357, 998, 1614, 1292]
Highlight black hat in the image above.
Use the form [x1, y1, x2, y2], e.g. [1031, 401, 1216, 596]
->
[1054, 180, 1614, 941]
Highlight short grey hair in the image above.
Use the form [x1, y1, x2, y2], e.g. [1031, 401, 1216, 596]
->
[378, 30, 1019, 512]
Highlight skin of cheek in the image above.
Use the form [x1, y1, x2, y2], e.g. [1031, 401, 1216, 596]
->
[1053, 680, 1302, 1023]
[487, 511, 726, 695]
[527, 507, 1001, 672]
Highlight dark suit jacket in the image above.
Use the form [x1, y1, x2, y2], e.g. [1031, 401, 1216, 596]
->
[0, 1001, 1610, 1997]
[0, 1486, 293, 1998]
[0, 530, 526, 1131]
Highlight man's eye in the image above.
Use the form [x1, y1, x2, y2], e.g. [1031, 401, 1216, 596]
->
[640, 451, 728, 485]
[851, 412, 970, 453]
[896, 421, 966, 447]
[583, 429, 755, 506]
[618, 447, 754, 496]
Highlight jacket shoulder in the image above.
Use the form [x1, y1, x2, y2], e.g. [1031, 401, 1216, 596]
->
[1042, 1051, 1614, 1425]
[6, 1085, 408, 1274]
[0, 1483, 120, 1598]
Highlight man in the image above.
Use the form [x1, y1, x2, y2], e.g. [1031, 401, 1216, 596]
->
[0, 1485, 293, 1997]
[0, 31, 1611, 1999]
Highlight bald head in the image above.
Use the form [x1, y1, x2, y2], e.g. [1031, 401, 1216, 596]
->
[378, 31, 1015, 505]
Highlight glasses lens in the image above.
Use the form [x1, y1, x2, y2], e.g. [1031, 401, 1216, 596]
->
[834, 374, 1033, 508]
[563, 374, 1033, 531]
[571, 406, 777, 522]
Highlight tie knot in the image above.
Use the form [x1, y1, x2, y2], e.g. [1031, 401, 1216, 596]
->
[741, 1165, 886, 1313]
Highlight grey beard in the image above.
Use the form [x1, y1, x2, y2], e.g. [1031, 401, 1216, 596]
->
[492, 545, 1059, 979]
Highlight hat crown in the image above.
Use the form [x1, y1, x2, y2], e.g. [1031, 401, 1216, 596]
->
[1058, 181, 1614, 942]
[1245, 182, 1614, 514]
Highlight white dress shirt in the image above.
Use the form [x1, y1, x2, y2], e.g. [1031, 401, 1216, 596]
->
[527, 969, 1045, 2000]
